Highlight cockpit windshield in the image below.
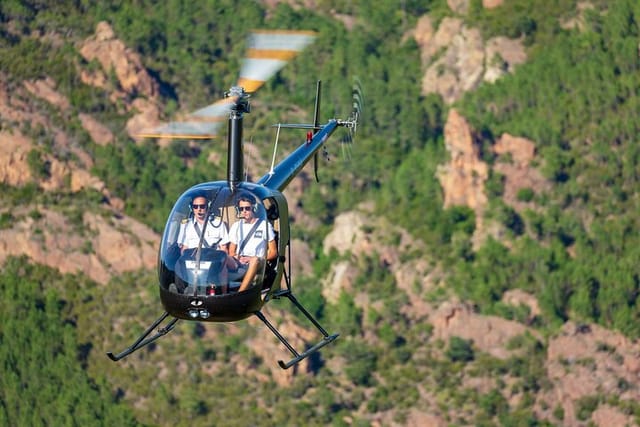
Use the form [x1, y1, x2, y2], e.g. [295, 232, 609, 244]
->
[158, 183, 273, 296]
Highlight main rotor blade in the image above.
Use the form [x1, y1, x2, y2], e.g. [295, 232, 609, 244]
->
[137, 97, 235, 139]
[137, 30, 316, 140]
[135, 121, 222, 139]
[238, 30, 317, 93]
[189, 96, 237, 119]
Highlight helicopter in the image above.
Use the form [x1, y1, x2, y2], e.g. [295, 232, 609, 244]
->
[106, 29, 362, 369]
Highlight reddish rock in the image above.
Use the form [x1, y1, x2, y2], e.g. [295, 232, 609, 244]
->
[0, 208, 158, 284]
[79, 21, 158, 98]
[0, 131, 33, 186]
[416, 16, 526, 103]
[23, 77, 71, 111]
[79, 22, 162, 139]
[447, 0, 470, 14]
[429, 301, 536, 359]
[437, 109, 488, 211]
[78, 113, 114, 145]
[494, 133, 536, 167]
[483, 0, 504, 8]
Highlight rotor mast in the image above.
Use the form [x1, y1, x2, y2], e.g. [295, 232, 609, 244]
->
[226, 87, 250, 192]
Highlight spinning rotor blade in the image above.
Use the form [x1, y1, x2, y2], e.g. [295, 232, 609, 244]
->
[238, 30, 317, 93]
[189, 96, 237, 119]
[136, 97, 234, 139]
[136, 30, 316, 140]
[135, 121, 223, 139]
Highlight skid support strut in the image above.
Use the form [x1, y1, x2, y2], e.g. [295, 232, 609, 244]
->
[107, 312, 179, 362]
[256, 290, 338, 369]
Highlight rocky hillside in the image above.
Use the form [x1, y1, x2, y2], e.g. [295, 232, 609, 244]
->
[1, 1, 639, 426]
[0, 22, 161, 283]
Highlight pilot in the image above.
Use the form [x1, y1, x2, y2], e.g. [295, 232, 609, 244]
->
[228, 195, 277, 292]
[177, 194, 230, 253]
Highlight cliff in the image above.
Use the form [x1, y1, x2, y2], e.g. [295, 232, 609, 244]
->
[1, 3, 637, 426]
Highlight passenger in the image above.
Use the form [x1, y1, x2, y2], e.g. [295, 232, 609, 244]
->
[228, 195, 277, 292]
[177, 195, 230, 254]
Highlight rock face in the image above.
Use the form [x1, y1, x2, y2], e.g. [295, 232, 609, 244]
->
[493, 133, 550, 212]
[437, 109, 489, 212]
[0, 22, 163, 283]
[0, 208, 157, 284]
[429, 301, 535, 359]
[322, 208, 432, 320]
[79, 21, 157, 99]
[320, 204, 640, 426]
[79, 21, 162, 138]
[539, 322, 640, 426]
[436, 109, 546, 246]
[0, 131, 33, 186]
[483, 0, 504, 9]
[414, 16, 527, 104]
[23, 77, 71, 111]
[447, 0, 470, 14]
[78, 113, 114, 145]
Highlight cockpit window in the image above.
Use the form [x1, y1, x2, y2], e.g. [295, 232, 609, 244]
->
[158, 185, 274, 296]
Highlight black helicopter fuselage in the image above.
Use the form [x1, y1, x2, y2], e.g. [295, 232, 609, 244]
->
[156, 118, 342, 323]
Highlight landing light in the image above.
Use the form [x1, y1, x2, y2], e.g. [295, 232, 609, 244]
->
[188, 309, 199, 319]
[199, 310, 210, 319]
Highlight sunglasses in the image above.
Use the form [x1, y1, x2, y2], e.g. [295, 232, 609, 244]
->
[192, 204, 207, 209]
[238, 206, 253, 212]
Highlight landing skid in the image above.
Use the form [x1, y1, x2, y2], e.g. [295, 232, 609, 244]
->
[107, 312, 179, 362]
[256, 289, 339, 369]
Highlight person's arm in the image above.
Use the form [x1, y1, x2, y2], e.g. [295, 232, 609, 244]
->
[177, 221, 188, 253]
[218, 223, 231, 254]
[266, 239, 277, 261]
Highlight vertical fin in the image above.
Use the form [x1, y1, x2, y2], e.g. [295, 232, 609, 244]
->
[313, 80, 322, 183]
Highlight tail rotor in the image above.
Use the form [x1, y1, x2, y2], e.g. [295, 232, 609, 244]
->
[335, 77, 364, 161]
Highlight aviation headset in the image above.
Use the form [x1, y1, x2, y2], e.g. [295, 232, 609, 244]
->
[235, 194, 258, 216]
[187, 194, 226, 229]
[188, 194, 212, 215]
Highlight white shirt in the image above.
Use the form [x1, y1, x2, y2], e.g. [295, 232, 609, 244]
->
[229, 219, 274, 257]
[177, 216, 229, 249]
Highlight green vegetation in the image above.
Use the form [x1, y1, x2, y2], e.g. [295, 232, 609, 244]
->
[455, 0, 640, 336]
[2, 0, 640, 425]
[0, 257, 139, 426]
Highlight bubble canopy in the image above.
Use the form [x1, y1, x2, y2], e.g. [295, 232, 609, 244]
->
[158, 182, 277, 298]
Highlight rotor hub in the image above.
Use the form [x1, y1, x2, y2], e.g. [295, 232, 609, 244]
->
[226, 86, 250, 113]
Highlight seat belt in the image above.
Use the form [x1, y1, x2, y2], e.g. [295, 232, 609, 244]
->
[238, 219, 262, 256]
[194, 221, 221, 249]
